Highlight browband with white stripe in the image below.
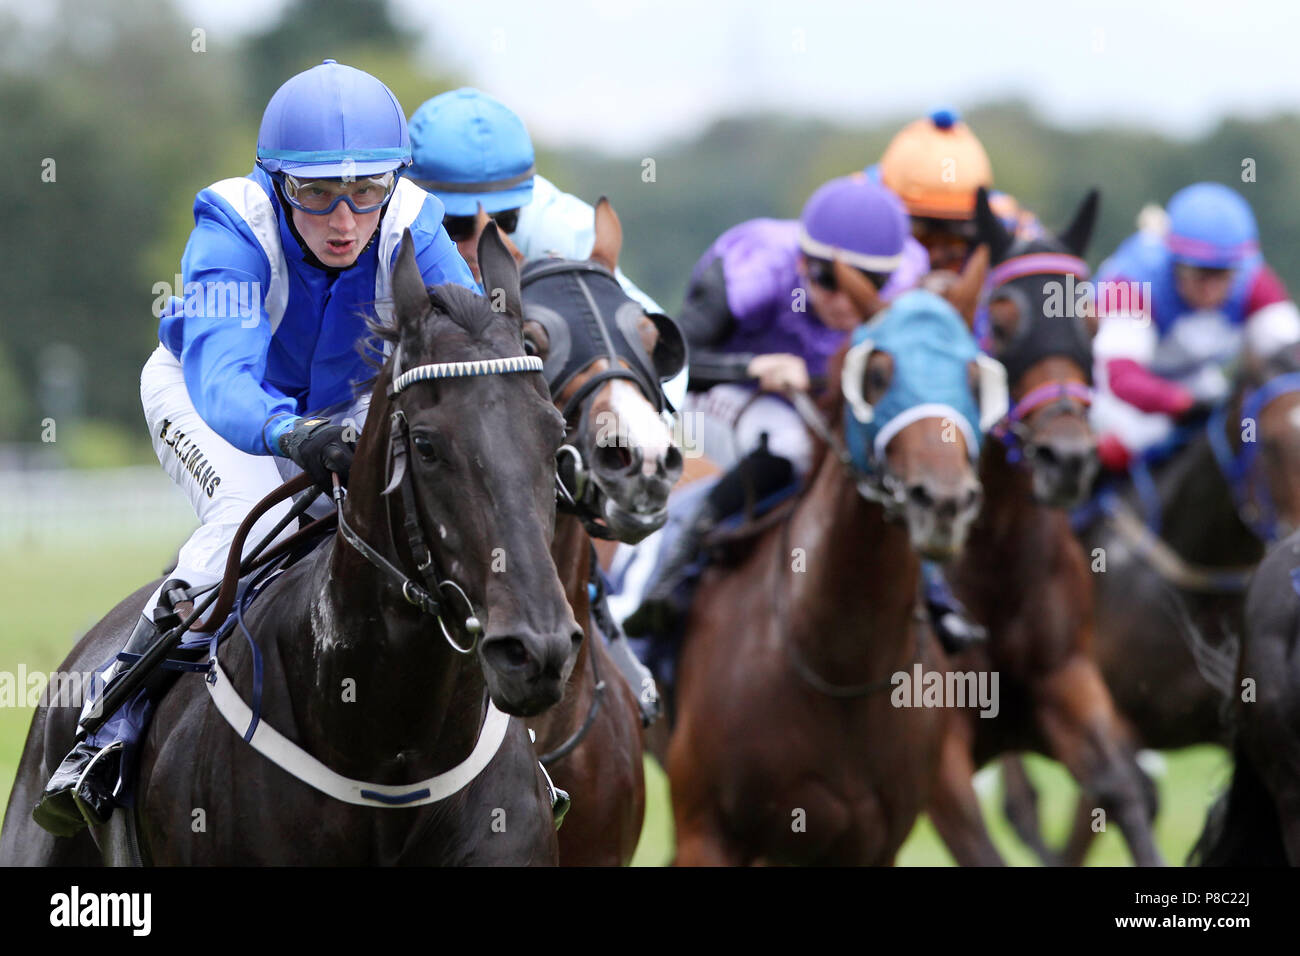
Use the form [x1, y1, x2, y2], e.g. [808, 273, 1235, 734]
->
[389, 352, 544, 396]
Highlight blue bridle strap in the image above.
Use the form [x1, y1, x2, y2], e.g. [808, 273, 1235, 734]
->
[1207, 371, 1300, 542]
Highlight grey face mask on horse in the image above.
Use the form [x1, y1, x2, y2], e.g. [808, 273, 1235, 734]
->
[519, 259, 686, 417]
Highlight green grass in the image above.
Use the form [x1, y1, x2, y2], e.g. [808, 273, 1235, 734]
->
[1, 538, 1230, 865]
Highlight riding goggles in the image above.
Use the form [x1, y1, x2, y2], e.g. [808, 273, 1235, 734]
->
[443, 207, 520, 242]
[276, 171, 398, 215]
[806, 256, 891, 295]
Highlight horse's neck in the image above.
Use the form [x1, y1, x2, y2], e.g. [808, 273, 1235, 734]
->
[1157, 436, 1263, 568]
[287, 467, 487, 781]
[530, 515, 592, 744]
[783, 454, 916, 674]
[969, 441, 1039, 555]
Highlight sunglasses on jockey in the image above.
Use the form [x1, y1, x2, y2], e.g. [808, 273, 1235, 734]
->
[805, 256, 892, 294]
[910, 215, 979, 247]
[272, 170, 399, 215]
[442, 208, 520, 243]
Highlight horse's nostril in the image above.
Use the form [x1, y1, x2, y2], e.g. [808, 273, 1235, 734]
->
[662, 445, 684, 475]
[484, 637, 532, 671]
[965, 485, 982, 510]
[595, 441, 633, 473]
[909, 484, 934, 508]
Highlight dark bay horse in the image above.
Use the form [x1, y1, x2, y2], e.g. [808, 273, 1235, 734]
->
[667, 284, 991, 865]
[927, 188, 1164, 867]
[516, 199, 685, 865]
[1193, 522, 1300, 865]
[1011, 347, 1300, 864]
[0, 225, 583, 865]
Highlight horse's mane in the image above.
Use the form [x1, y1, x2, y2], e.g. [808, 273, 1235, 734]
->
[805, 341, 850, 478]
[354, 283, 508, 397]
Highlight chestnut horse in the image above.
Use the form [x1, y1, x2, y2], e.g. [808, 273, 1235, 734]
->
[513, 199, 685, 865]
[667, 283, 992, 865]
[926, 188, 1165, 867]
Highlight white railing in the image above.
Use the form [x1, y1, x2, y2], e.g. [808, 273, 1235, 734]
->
[0, 466, 196, 547]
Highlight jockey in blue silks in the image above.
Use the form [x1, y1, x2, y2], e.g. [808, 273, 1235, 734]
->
[35, 60, 478, 836]
[1091, 182, 1299, 471]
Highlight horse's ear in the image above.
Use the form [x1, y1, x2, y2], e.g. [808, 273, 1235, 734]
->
[1059, 188, 1101, 258]
[478, 220, 523, 318]
[943, 243, 989, 329]
[590, 196, 623, 272]
[392, 228, 430, 328]
[974, 186, 1013, 263]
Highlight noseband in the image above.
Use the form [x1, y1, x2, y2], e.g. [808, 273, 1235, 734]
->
[333, 348, 546, 653]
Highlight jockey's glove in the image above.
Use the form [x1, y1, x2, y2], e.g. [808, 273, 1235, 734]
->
[278, 417, 355, 492]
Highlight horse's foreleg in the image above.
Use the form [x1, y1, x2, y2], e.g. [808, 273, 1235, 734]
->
[927, 718, 1005, 866]
[1033, 655, 1164, 867]
[999, 753, 1061, 866]
[1059, 792, 1101, 865]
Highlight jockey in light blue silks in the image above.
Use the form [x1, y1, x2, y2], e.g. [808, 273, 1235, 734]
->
[403, 87, 673, 713]
[404, 87, 687, 413]
[35, 61, 478, 836]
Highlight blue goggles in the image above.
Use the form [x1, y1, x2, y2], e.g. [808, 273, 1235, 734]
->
[273, 170, 398, 215]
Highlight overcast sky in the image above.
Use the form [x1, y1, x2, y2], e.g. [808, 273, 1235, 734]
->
[164, 0, 1300, 152]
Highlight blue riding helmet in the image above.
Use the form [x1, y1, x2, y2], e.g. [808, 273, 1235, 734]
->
[407, 88, 536, 216]
[256, 59, 412, 179]
[1165, 182, 1259, 270]
[841, 289, 988, 473]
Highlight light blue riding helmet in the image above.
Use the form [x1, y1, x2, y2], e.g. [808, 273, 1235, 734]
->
[407, 88, 536, 216]
[256, 59, 412, 178]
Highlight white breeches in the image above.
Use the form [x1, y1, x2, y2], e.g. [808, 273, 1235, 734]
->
[138, 345, 369, 614]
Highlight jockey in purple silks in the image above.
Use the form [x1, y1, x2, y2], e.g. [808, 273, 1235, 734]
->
[625, 175, 985, 649]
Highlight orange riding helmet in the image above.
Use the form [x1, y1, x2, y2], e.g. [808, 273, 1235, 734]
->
[878, 108, 993, 221]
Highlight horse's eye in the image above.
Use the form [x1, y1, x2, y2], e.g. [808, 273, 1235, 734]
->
[524, 338, 540, 357]
[412, 435, 437, 462]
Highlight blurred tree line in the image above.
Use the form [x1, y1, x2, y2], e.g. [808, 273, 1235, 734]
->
[4, 0, 1299, 458]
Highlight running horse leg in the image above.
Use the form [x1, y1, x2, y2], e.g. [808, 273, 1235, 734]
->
[999, 753, 1063, 866]
[1030, 654, 1163, 866]
[927, 711, 1006, 865]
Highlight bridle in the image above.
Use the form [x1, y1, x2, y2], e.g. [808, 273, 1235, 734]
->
[332, 348, 546, 654]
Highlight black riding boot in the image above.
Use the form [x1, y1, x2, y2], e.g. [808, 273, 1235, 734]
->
[921, 561, 987, 654]
[590, 565, 661, 726]
[624, 438, 794, 639]
[32, 580, 191, 836]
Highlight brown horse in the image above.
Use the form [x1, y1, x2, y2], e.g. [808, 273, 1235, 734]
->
[667, 276, 990, 865]
[508, 199, 684, 865]
[1023, 349, 1300, 865]
[927, 188, 1165, 867]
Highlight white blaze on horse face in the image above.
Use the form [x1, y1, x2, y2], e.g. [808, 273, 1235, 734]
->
[607, 379, 674, 475]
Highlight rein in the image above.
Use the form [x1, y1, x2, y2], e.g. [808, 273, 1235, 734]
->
[772, 477, 925, 699]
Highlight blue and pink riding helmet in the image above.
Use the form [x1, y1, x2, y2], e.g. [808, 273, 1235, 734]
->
[256, 59, 412, 180]
[798, 174, 909, 282]
[1164, 182, 1259, 270]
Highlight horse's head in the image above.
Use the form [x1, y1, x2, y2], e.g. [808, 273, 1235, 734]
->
[1216, 342, 1300, 540]
[973, 186, 1101, 507]
[839, 290, 991, 560]
[518, 198, 685, 543]
[357, 224, 582, 716]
